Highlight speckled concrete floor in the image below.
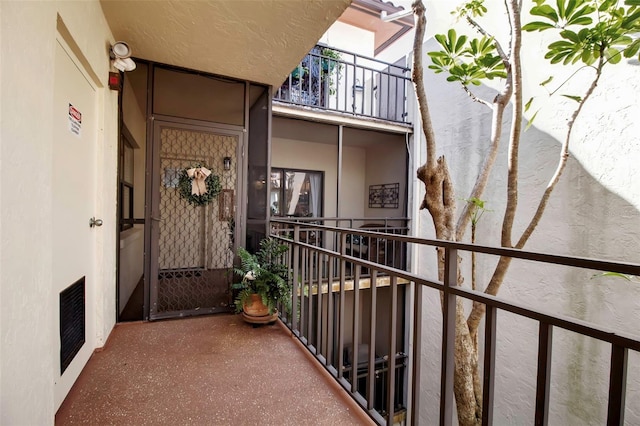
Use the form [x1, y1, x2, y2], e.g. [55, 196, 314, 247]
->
[55, 314, 372, 425]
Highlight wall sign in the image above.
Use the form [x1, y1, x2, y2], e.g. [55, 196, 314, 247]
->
[68, 103, 82, 136]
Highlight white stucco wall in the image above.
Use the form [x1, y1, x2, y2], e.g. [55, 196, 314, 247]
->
[0, 1, 118, 423]
[410, 2, 640, 424]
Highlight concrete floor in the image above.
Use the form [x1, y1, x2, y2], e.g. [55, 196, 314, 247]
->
[56, 314, 372, 425]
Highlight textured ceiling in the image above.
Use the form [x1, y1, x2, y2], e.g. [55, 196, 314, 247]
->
[100, 0, 351, 87]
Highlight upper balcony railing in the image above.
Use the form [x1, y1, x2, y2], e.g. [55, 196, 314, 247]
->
[270, 218, 640, 425]
[274, 45, 411, 124]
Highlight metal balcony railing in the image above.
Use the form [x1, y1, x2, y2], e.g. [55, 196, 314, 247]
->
[274, 45, 411, 124]
[271, 217, 410, 278]
[269, 218, 640, 425]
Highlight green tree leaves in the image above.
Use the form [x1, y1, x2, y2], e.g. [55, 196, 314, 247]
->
[523, 0, 640, 66]
[428, 29, 506, 86]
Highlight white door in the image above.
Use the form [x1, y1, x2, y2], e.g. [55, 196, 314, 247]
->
[52, 39, 98, 408]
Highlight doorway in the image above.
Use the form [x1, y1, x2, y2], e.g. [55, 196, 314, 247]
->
[148, 121, 243, 320]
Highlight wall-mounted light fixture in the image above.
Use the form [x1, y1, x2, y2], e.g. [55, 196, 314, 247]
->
[223, 157, 232, 171]
[110, 41, 136, 72]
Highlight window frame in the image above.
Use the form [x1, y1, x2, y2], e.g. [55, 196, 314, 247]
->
[270, 168, 324, 218]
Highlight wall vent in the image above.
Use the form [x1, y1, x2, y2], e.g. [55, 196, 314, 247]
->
[60, 277, 85, 374]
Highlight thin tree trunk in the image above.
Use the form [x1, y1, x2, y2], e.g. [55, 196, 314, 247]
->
[412, 2, 481, 423]
[501, 0, 523, 249]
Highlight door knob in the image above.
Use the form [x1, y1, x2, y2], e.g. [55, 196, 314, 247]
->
[89, 217, 103, 228]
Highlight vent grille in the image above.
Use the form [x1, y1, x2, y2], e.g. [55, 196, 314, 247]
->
[60, 277, 85, 374]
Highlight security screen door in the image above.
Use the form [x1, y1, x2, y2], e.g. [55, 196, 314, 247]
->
[149, 121, 241, 319]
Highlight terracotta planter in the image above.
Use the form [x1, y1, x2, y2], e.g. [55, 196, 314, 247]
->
[241, 293, 278, 325]
[242, 293, 269, 317]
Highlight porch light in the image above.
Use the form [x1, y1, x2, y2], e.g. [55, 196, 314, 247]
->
[223, 157, 232, 171]
[110, 41, 136, 72]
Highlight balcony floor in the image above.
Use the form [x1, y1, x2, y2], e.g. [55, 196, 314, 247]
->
[56, 314, 371, 425]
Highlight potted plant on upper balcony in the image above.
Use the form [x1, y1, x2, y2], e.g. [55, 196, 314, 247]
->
[232, 238, 291, 325]
[281, 46, 343, 106]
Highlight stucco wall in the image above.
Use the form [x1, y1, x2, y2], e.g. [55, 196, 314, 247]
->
[364, 142, 407, 218]
[412, 9, 640, 425]
[273, 137, 338, 218]
[0, 1, 118, 423]
[340, 145, 367, 218]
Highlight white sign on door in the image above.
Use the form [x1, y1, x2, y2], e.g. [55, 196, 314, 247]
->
[68, 103, 82, 136]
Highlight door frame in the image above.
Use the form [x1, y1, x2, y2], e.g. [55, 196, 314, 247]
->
[144, 117, 246, 320]
[52, 34, 101, 408]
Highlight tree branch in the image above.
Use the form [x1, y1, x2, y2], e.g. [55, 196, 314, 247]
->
[461, 84, 492, 107]
[470, 15, 605, 335]
[455, 102, 507, 241]
[465, 15, 509, 64]
[515, 57, 604, 249]
[455, 4, 516, 243]
[468, 0, 522, 334]
[412, 0, 437, 171]
[499, 0, 523, 249]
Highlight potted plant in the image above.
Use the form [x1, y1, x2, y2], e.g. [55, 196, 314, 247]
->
[232, 238, 291, 324]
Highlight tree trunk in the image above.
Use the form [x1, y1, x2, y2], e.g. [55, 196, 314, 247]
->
[454, 300, 482, 426]
[412, 1, 483, 423]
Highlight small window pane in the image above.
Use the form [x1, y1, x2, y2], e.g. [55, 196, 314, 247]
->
[123, 144, 134, 183]
[271, 168, 322, 218]
[270, 171, 282, 216]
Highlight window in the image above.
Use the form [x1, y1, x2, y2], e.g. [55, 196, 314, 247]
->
[119, 134, 135, 231]
[270, 169, 323, 217]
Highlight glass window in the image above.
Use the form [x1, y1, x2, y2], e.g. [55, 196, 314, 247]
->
[119, 136, 135, 231]
[270, 168, 323, 217]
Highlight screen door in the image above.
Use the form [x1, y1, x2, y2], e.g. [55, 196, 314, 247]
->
[149, 121, 241, 319]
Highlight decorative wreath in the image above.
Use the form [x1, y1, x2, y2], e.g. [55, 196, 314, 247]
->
[178, 164, 222, 206]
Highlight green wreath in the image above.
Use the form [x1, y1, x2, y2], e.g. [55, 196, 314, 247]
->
[178, 165, 222, 206]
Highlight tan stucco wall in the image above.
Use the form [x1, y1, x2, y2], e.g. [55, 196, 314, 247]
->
[364, 142, 407, 218]
[272, 138, 340, 218]
[340, 144, 367, 218]
[0, 1, 118, 423]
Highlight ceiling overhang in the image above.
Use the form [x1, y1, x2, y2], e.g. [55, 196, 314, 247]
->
[100, 0, 351, 87]
[339, 0, 414, 55]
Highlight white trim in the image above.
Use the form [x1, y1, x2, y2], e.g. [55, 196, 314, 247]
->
[272, 104, 413, 134]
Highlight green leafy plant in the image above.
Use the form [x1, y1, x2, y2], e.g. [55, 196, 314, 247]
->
[428, 29, 507, 86]
[232, 238, 291, 314]
[287, 47, 343, 96]
[523, 0, 640, 66]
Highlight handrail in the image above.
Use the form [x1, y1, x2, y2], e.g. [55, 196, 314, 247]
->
[314, 42, 412, 72]
[270, 218, 640, 425]
[271, 218, 638, 275]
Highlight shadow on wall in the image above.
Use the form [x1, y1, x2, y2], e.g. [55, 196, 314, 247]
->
[416, 38, 640, 426]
